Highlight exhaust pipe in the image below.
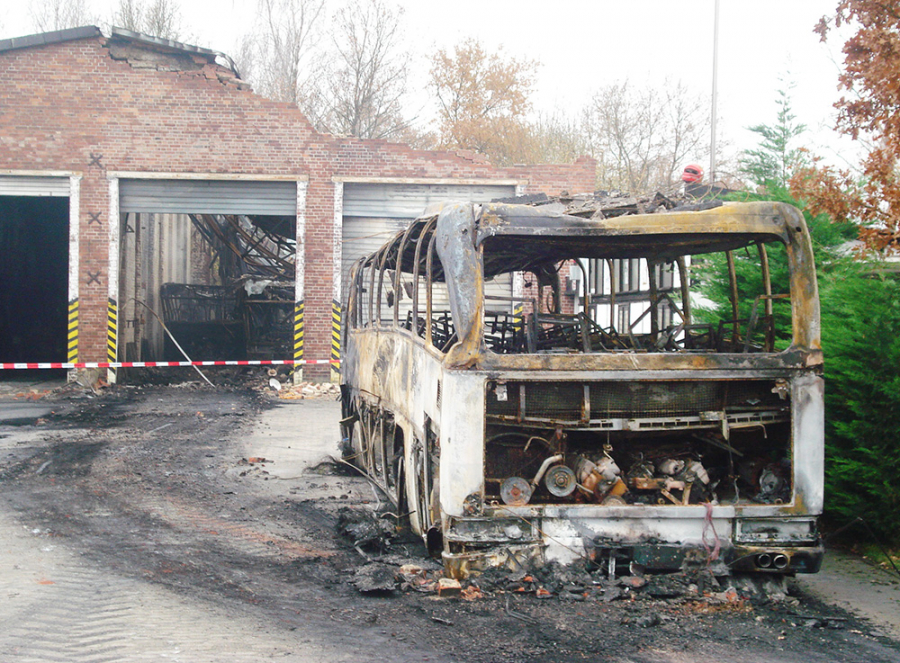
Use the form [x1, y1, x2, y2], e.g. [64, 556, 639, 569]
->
[756, 553, 772, 568]
[773, 554, 789, 570]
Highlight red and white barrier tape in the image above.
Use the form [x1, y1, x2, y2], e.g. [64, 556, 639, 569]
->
[0, 360, 338, 370]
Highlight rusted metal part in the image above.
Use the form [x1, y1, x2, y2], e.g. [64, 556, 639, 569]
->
[726, 250, 739, 347]
[759, 242, 773, 318]
[435, 204, 482, 368]
[476, 348, 822, 372]
[648, 260, 660, 337]
[411, 217, 437, 338]
[607, 258, 617, 323]
[190, 213, 295, 281]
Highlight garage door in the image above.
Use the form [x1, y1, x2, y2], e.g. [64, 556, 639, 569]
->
[0, 176, 70, 197]
[119, 179, 297, 215]
[343, 182, 515, 218]
[0, 177, 72, 364]
[341, 182, 516, 307]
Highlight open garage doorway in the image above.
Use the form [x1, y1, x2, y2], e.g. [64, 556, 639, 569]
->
[116, 179, 299, 364]
[0, 195, 69, 374]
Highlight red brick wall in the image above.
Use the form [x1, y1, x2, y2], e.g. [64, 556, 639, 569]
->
[0, 34, 596, 378]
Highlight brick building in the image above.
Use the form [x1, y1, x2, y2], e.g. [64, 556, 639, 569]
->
[0, 26, 595, 380]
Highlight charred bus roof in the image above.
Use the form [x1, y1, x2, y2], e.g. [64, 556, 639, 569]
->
[477, 201, 799, 266]
[366, 200, 807, 281]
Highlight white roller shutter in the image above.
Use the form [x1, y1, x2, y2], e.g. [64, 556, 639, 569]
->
[341, 182, 518, 335]
[0, 176, 70, 197]
[343, 182, 515, 218]
[341, 182, 516, 293]
[341, 216, 410, 296]
[120, 179, 297, 215]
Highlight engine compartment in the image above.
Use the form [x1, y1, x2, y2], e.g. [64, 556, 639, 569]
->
[484, 379, 793, 508]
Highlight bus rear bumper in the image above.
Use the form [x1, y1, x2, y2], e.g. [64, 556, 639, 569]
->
[441, 512, 823, 578]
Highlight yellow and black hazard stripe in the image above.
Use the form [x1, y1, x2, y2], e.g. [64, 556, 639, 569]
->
[330, 299, 342, 382]
[67, 299, 79, 363]
[512, 302, 524, 332]
[107, 297, 118, 378]
[292, 301, 305, 374]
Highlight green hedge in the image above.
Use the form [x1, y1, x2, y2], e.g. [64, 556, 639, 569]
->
[819, 260, 900, 542]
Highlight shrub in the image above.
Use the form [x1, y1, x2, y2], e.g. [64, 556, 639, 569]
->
[819, 260, 900, 541]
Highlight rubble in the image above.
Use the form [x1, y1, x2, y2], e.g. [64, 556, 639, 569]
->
[352, 563, 397, 593]
[497, 187, 725, 220]
[645, 572, 692, 598]
[336, 507, 397, 552]
[437, 578, 462, 597]
[635, 613, 662, 628]
[337, 539, 799, 607]
[275, 381, 341, 400]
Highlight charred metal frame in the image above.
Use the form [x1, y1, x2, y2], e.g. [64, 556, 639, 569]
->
[341, 201, 824, 579]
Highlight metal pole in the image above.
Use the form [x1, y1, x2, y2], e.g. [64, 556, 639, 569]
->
[710, 0, 720, 185]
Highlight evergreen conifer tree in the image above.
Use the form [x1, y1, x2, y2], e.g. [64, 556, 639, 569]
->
[739, 84, 807, 188]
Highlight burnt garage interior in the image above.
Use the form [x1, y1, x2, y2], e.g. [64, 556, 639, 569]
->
[117, 179, 298, 363]
[0, 192, 69, 365]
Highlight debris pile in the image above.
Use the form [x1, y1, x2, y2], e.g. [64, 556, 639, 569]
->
[337, 516, 796, 606]
[275, 381, 341, 400]
[335, 507, 794, 603]
[337, 507, 398, 554]
[352, 563, 399, 593]
[346, 556, 795, 606]
[226, 457, 271, 480]
[494, 188, 726, 220]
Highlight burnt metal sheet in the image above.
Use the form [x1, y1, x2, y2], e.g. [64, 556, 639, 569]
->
[435, 203, 482, 368]
[476, 201, 792, 264]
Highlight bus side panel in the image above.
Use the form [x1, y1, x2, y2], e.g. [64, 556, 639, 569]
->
[402, 343, 446, 534]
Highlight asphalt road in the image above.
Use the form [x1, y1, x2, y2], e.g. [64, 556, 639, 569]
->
[0, 381, 898, 663]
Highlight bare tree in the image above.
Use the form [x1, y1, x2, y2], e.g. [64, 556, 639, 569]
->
[589, 81, 664, 192]
[112, 0, 183, 40]
[30, 0, 94, 32]
[310, 0, 410, 139]
[237, 0, 413, 140]
[657, 80, 709, 188]
[142, 0, 182, 40]
[524, 109, 595, 166]
[586, 79, 709, 193]
[114, 0, 143, 31]
[237, 0, 326, 106]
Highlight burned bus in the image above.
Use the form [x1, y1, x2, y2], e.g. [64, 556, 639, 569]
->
[340, 200, 824, 579]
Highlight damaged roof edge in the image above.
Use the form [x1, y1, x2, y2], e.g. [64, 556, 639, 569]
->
[107, 27, 241, 78]
[0, 25, 241, 78]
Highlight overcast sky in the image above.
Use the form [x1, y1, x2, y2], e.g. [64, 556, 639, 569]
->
[2, 0, 861, 173]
